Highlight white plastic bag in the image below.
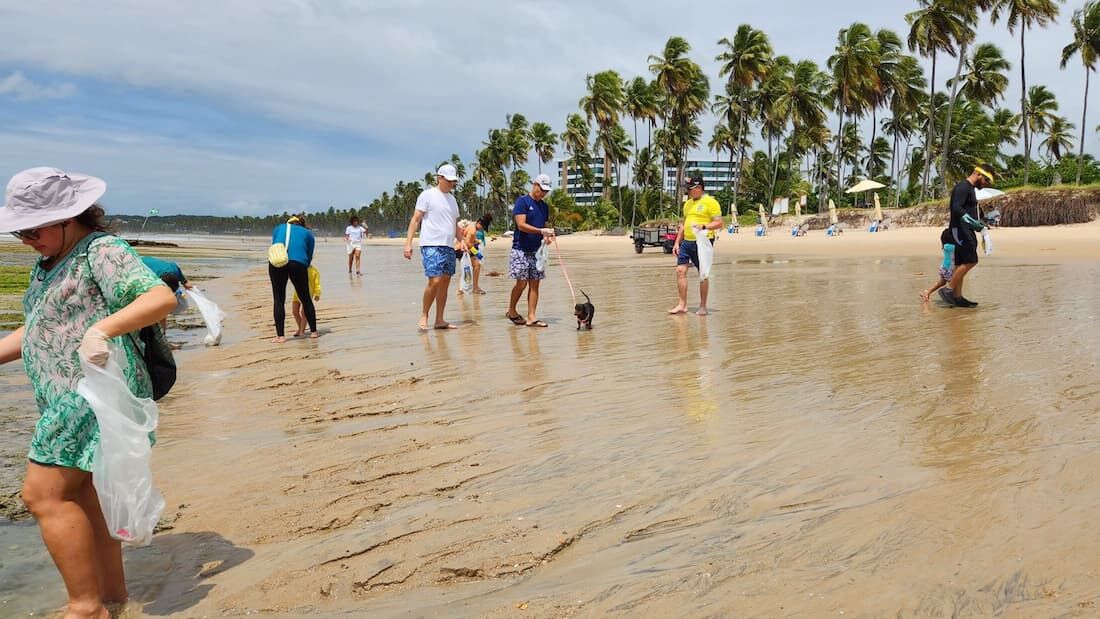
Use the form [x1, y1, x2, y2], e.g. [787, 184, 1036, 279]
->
[695, 228, 714, 280]
[459, 251, 473, 292]
[535, 244, 549, 272]
[981, 229, 994, 256]
[76, 349, 164, 546]
[184, 288, 226, 346]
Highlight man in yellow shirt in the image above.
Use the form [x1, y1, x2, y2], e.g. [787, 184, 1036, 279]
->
[668, 176, 724, 316]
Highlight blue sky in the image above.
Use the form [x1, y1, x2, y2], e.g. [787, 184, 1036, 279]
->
[0, 1, 1091, 216]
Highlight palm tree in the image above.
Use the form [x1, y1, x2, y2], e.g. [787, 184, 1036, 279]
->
[528, 122, 557, 174]
[580, 70, 626, 201]
[864, 136, 892, 179]
[867, 29, 904, 170]
[1022, 85, 1060, 180]
[938, 2, 989, 193]
[649, 37, 709, 195]
[828, 22, 879, 198]
[949, 43, 1012, 105]
[624, 77, 659, 220]
[885, 55, 926, 205]
[1041, 115, 1076, 162]
[716, 25, 773, 210]
[1061, 0, 1100, 184]
[906, 0, 970, 200]
[561, 113, 591, 200]
[990, 0, 1062, 186]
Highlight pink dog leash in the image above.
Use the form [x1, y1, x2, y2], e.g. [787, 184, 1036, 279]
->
[551, 237, 576, 306]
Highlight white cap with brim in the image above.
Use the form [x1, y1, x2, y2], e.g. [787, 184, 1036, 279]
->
[437, 164, 459, 182]
[0, 167, 106, 233]
[533, 173, 552, 191]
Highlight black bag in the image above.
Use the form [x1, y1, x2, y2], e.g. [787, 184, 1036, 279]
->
[131, 325, 176, 401]
[85, 234, 177, 400]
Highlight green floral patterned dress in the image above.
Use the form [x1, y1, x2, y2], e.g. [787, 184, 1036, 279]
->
[22, 232, 164, 471]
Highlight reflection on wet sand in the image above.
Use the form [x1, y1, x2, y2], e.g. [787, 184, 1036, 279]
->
[3, 239, 1100, 616]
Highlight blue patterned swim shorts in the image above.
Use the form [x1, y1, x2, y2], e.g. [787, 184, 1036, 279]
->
[422, 246, 456, 277]
[508, 248, 545, 281]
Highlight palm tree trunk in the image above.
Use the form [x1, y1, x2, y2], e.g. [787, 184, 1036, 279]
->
[1021, 28, 1030, 186]
[869, 106, 878, 178]
[889, 129, 898, 200]
[940, 43, 968, 191]
[834, 112, 845, 198]
[1078, 67, 1090, 186]
[603, 150, 612, 202]
[921, 53, 937, 202]
[631, 118, 639, 226]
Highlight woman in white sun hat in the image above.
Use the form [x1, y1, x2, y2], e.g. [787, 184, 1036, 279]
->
[0, 167, 176, 619]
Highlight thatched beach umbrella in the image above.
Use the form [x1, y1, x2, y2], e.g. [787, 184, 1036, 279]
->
[873, 193, 882, 223]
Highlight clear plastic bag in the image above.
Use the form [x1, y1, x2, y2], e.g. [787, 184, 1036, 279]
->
[695, 229, 714, 280]
[459, 252, 473, 292]
[535, 244, 549, 272]
[76, 348, 164, 546]
[981, 230, 994, 256]
[184, 288, 226, 346]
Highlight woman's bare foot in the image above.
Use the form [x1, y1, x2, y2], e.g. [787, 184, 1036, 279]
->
[473, 288, 486, 295]
[695, 308, 708, 316]
[309, 331, 319, 339]
[271, 336, 285, 344]
[292, 330, 304, 338]
[919, 290, 930, 302]
[418, 318, 429, 332]
[667, 305, 687, 315]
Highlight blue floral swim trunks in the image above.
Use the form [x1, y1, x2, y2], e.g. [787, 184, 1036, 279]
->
[421, 246, 456, 277]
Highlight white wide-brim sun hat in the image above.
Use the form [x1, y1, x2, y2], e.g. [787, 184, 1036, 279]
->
[0, 167, 107, 233]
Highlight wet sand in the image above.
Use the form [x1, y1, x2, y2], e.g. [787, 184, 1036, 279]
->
[5, 224, 1100, 616]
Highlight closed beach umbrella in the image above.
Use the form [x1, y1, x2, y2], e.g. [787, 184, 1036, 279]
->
[758, 203, 767, 227]
[795, 194, 803, 223]
[730, 201, 738, 218]
[873, 193, 882, 223]
[828, 199, 838, 225]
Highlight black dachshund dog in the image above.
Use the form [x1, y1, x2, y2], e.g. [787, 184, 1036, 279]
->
[574, 289, 595, 330]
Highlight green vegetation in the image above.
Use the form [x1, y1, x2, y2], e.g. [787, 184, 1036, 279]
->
[0, 266, 30, 295]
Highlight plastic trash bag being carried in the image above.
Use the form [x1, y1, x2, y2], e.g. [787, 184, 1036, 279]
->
[459, 251, 473, 292]
[184, 288, 226, 346]
[76, 347, 164, 546]
[534, 244, 549, 272]
[981, 229, 994, 256]
[694, 226, 714, 280]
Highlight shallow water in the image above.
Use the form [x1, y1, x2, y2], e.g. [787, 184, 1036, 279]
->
[4, 236, 1100, 615]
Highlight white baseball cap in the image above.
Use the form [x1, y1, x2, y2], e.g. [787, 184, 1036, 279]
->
[0, 167, 107, 233]
[437, 164, 459, 181]
[534, 174, 553, 191]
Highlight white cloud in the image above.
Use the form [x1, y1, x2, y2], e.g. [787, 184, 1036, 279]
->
[0, 71, 76, 101]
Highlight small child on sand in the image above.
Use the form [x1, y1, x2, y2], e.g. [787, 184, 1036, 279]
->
[920, 228, 955, 303]
[292, 264, 322, 337]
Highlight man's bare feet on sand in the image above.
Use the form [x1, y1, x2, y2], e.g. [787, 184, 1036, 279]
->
[696, 308, 708, 316]
[271, 336, 285, 344]
[309, 331, 319, 339]
[667, 306, 688, 315]
[919, 290, 930, 302]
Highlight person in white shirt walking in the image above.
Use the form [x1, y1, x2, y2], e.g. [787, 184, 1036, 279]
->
[345, 215, 368, 276]
[403, 164, 467, 331]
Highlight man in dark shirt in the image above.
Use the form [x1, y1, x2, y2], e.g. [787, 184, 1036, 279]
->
[506, 174, 556, 327]
[939, 164, 993, 308]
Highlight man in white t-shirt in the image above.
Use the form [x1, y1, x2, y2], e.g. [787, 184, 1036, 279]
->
[404, 164, 467, 331]
[345, 215, 368, 276]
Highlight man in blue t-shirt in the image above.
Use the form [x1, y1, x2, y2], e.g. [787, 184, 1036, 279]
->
[506, 174, 556, 327]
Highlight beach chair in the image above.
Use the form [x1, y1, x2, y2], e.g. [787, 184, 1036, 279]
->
[984, 210, 1000, 227]
[880, 218, 892, 231]
[798, 223, 810, 236]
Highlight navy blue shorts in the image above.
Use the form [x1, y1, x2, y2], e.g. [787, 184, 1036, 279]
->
[676, 238, 713, 269]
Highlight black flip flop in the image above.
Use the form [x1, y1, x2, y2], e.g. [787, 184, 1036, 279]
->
[506, 312, 526, 325]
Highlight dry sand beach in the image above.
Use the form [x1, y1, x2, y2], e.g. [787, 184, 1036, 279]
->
[4, 223, 1100, 616]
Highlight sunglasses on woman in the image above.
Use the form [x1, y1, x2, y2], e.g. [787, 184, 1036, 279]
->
[10, 221, 66, 241]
